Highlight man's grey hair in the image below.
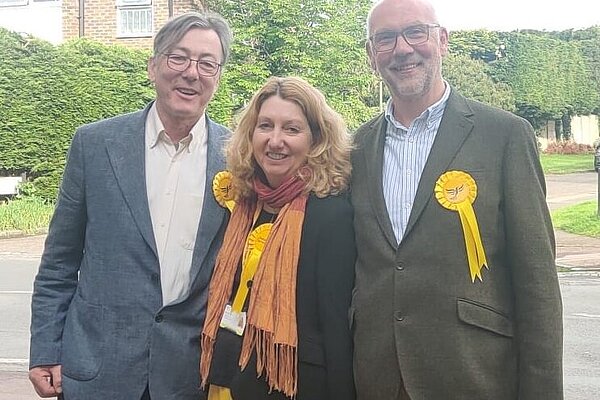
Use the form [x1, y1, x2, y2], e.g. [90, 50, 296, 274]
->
[153, 11, 233, 64]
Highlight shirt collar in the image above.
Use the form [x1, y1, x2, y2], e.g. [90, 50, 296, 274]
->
[384, 81, 452, 131]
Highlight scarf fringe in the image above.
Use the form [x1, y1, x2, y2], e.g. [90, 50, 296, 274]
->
[240, 325, 298, 398]
[200, 333, 215, 389]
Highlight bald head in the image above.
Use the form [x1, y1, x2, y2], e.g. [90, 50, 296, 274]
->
[367, 0, 439, 39]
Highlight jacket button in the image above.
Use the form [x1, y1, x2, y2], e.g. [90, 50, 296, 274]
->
[394, 312, 404, 322]
[396, 263, 404, 271]
[155, 314, 164, 323]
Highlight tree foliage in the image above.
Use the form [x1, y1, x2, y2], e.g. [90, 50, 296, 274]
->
[553, 26, 600, 115]
[490, 32, 599, 129]
[449, 29, 503, 62]
[204, 0, 377, 129]
[443, 53, 515, 111]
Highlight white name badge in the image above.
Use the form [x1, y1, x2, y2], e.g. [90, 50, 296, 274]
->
[219, 304, 246, 336]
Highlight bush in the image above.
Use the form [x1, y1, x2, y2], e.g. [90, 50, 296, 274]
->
[0, 30, 154, 201]
[0, 197, 54, 233]
[543, 141, 595, 154]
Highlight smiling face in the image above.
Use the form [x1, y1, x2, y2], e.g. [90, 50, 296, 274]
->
[148, 28, 223, 131]
[367, 0, 448, 105]
[251, 95, 312, 188]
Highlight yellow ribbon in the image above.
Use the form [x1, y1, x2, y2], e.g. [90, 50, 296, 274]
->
[231, 221, 273, 312]
[434, 171, 488, 282]
[213, 171, 235, 212]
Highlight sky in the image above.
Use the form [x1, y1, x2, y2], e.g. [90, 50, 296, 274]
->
[428, 0, 600, 32]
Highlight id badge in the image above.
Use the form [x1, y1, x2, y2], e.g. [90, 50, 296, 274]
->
[219, 304, 246, 336]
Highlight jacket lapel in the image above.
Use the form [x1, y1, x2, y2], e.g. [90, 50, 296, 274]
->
[403, 91, 475, 239]
[362, 115, 398, 249]
[105, 105, 158, 258]
[189, 118, 228, 282]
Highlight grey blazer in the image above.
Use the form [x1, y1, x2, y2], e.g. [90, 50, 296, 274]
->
[351, 90, 563, 400]
[29, 103, 229, 399]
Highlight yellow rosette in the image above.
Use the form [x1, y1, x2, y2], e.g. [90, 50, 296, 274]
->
[434, 171, 488, 282]
[212, 171, 235, 212]
[231, 222, 273, 312]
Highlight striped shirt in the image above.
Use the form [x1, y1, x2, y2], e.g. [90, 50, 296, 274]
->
[383, 84, 451, 244]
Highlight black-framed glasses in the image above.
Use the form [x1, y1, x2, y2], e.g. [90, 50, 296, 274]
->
[369, 23, 441, 53]
[162, 53, 222, 77]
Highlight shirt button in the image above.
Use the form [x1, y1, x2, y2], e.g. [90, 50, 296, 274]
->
[406, 169, 412, 175]
[155, 314, 164, 323]
[394, 311, 404, 322]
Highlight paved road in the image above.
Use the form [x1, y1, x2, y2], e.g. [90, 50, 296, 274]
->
[546, 172, 598, 211]
[561, 272, 600, 400]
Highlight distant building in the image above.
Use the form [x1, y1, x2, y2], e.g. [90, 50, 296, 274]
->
[0, 0, 204, 49]
[63, 0, 204, 49]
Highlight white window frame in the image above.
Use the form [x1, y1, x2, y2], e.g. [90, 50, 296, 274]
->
[117, 5, 153, 38]
[0, 0, 29, 7]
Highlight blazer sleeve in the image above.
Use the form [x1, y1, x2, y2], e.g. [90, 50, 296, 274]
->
[29, 129, 87, 368]
[502, 118, 563, 398]
[315, 196, 357, 400]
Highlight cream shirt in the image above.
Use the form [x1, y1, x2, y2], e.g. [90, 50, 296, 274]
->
[145, 103, 207, 306]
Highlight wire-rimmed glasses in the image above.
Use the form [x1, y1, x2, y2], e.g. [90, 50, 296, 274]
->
[162, 53, 222, 77]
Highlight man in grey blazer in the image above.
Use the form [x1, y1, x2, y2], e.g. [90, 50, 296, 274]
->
[29, 12, 232, 399]
[351, 0, 563, 399]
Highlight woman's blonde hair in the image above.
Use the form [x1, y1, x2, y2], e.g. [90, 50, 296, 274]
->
[226, 76, 352, 199]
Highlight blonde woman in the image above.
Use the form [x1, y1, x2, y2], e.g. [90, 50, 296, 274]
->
[200, 76, 356, 400]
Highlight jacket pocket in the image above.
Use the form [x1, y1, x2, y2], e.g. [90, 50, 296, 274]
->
[457, 298, 513, 338]
[298, 338, 325, 366]
[61, 292, 105, 380]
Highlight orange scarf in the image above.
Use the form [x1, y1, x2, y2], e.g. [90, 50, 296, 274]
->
[200, 174, 308, 397]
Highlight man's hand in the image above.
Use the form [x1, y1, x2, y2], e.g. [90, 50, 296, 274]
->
[29, 365, 62, 398]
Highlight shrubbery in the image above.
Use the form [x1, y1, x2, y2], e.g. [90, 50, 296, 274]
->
[0, 29, 155, 200]
[543, 141, 595, 154]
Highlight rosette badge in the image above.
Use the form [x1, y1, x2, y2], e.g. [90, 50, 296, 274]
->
[435, 171, 488, 282]
[213, 171, 235, 212]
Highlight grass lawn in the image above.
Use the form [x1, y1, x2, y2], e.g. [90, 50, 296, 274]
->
[540, 154, 595, 174]
[0, 197, 54, 234]
[552, 201, 600, 238]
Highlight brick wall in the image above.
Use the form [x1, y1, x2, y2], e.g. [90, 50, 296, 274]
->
[63, 0, 205, 50]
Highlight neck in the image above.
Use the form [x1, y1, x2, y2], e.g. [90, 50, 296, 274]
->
[391, 81, 446, 127]
[156, 105, 204, 143]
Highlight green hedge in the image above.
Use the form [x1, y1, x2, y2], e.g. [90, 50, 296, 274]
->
[0, 29, 155, 200]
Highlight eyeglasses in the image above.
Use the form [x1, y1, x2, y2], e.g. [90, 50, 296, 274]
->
[369, 23, 441, 53]
[162, 53, 222, 77]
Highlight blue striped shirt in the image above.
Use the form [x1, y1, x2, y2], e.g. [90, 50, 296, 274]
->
[383, 84, 451, 244]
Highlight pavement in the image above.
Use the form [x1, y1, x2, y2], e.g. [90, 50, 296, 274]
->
[0, 172, 599, 269]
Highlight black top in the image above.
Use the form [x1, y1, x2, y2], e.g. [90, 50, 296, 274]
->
[206, 194, 356, 400]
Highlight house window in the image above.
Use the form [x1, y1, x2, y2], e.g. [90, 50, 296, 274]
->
[0, 0, 29, 7]
[117, 0, 152, 37]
